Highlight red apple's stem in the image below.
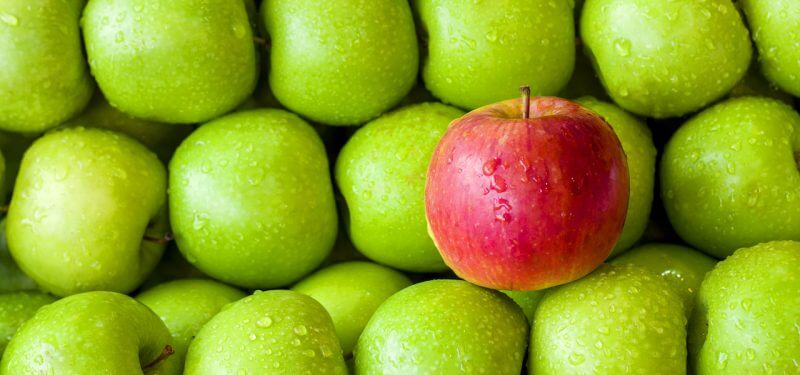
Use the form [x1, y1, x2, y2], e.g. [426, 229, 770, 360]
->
[144, 232, 173, 245]
[143, 345, 174, 371]
[520, 86, 531, 120]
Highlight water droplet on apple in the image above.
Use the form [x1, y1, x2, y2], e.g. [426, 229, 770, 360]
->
[293, 325, 308, 336]
[256, 316, 273, 328]
[0, 13, 18, 26]
[613, 38, 631, 57]
[568, 352, 585, 365]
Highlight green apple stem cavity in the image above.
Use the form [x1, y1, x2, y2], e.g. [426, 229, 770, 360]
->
[143, 345, 174, 371]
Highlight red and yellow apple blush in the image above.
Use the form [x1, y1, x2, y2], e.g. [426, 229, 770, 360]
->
[425, 88, 629, 290]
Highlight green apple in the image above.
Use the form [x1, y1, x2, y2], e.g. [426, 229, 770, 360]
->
[0, 291, 172, 373]
[136, 279, 246, 375]
[531, 264, 686, 373]
[501, 290, 544, 323]
[0, 0, 93, 133]
[581, 0, 751, 118]
[690, 240, 800, 373]
[291, 261, 411, 354]
[610, 242, 717, 313]
[0, 219, 37, 293]
[335, 102, 463, 272]
[661, 97, 800, 258]
[729, 63, 795, 105]
[169, 109, 337, 289]
[0, 291, 55, 355]
[355, 279, 528, 374]
[64, 94, 193, 162]
[576, 97, 656, 255]
[82, 0, 258, 124]
[740, 0, 800, 97]
[185, 290, 347, 374]
[7, 127, 168, 296]
[414, 0, 575, 110]
[263, 0, 418, 125]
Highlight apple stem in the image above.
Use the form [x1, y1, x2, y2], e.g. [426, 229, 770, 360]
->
[143, 345, 174, 371]
[144, 232, 173, 245]
[0, 205, 7, 215]
[253, 36, 268, 47]
[520, 86, 531, 120]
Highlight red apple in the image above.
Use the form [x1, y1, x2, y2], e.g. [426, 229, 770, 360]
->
[425, 90, 629, 291]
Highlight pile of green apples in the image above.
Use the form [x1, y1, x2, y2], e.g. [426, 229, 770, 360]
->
[1, 0, 799, 373]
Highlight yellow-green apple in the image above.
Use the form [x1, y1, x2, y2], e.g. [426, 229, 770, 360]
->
[690, 241, 800, 373]
[169, 109, 337, 289]
[0, 0, 93, 133]
[184, 290, 347, 374]
[0, 291, 173, 374]
[425, 93, 629, 290]
[355, 280, 528, 374]
[7, 127, 168, 296]
[661, 97, 800, 257]
[531, 264, 686, 373]
[580, 0, 752, 118]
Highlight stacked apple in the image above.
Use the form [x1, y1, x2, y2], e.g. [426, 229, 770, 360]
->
[0, 0, 799, 373]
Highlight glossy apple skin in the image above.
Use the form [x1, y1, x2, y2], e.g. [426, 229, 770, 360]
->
[0, 291, 56, 355]
[740, 0, 800, 97]
[0, 291, 172, 374]
[690, 241, 800, 373]
[661, 97, 800, 258]
[426, 97, 629, 290]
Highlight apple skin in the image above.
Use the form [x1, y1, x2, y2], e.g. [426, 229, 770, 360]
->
[291, 261, 412, 354]
[0, 291, 172, 374]
[263, 0, 418, 126]
[690, 241, 800, 373]
[661, 97, 800, 258]
[184, 290, 347, 374]
[425, 96, 629, 291]
[610, 242, 717, 313]
[335, 103, 464, 272]
[64, 94, 194, 162]
[82, 0, 258, 124]
[0, 0, 93, 133]
[169, 109, 337, 289]
[577, 97, 656, 255]
[531, 264, 686, 374]
[355, 279, 528, 374]
[0, 291, 56, 355]
[580, 0, 752, 118]
[7, 127, 168, 297]
[414, 0, 575, 110]
[136, 279, 246, 375]
[740, 0, 800, 97]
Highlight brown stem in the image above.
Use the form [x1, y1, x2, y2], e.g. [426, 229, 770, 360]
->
[253, 36, 268, 46]
[0, 205, 7, 215]
[144, 232, 173, 245]
[143, 345, 174, 371]
[520, 86, 531, 119]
